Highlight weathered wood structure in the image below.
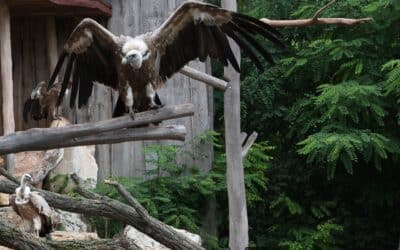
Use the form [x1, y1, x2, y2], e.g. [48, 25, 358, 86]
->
[0, 0, 214, 180]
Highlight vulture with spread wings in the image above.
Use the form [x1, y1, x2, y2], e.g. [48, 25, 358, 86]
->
[48, 1, 285, 118]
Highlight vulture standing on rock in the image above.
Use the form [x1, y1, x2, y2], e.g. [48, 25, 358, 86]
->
[10, 174, 53, 237]
[47, 0, 285, 118]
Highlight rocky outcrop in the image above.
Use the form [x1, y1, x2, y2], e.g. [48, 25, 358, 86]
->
[54, 210, 93, 233]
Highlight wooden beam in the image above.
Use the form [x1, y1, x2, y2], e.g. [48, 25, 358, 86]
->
[0, 104, 193, 155]
[180, 66, 228, 91]
[221, 0, 249, 249]
[0, 0, 15, 173]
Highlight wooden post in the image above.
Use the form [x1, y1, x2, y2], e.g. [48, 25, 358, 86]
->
[0, 0, 15, 174]
[221, 0, 249, 249]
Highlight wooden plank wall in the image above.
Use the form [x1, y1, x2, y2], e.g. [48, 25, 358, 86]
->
[11, 17, 51, 131]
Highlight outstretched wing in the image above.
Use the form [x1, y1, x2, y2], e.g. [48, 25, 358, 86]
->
[47, 18, 119, 109]
[151, 1, 285, 81]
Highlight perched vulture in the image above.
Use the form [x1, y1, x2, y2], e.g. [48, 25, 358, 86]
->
[23, 81, 64, 122]
[48, 0, 285, 118]
[10, 174, 53, 237]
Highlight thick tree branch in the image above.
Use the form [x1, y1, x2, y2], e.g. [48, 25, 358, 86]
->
[180, 66, 228, 90]
[261, 0, 372, 27]
[104, 180, 150, 219]
[0, 220, 140, 250]
[0, 104, 193, 155]
[0, 173, 203, 250]
[241, 132, 258, 158]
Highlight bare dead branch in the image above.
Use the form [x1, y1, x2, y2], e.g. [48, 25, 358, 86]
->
[0, 104, 193, 155]
[180, 66, 228, 90]
[261, 0, 372, 27]
[0, 173, 204, 250]
[261, 17, 372, 27]
[312, 0, 337, 19]
[104, 180, 150, 220]
[0, 165, 18, 183]
[241, 132, 258, 158]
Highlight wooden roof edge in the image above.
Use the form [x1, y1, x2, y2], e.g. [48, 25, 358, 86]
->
[49, 0, 112, 16]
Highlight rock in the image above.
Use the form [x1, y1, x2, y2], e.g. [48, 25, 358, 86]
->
[13, 151, 46, 179]
[54, 210, 93, 233]
[46, 118, 98, 194]
[123, 225, 202, 249]
[0, 246, 13, 250]
[0, 193, 9, 206]
[49, 231, 99, 241]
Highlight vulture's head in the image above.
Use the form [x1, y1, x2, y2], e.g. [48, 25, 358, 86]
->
[122, 38, 151, 69]
[21, 174, 33, 184]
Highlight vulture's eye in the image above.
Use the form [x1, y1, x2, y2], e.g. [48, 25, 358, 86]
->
[143, 50, 149, 57]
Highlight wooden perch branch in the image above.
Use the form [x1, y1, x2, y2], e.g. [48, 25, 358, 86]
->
[0, 104, 193, 155]
[180, 66, 229, 90]
[0, 174, 204, 250]
[104, 180, 150, 219]
[0, 220, 140, 250]
[261, 0, 372, 27]
[241, 132, 258, 158]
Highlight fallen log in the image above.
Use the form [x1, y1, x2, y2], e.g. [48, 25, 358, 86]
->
[0, 175, 203, 250]
[0, 220, 140, 250]
[0, 104, 193, 156]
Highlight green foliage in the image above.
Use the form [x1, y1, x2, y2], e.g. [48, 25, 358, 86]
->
[232, 0, 400, 249]
[93, 132, 272, 248]
[92, 1, 400, 249]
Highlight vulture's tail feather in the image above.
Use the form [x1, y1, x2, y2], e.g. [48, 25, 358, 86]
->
[48, 51, 68, 90]
[57, 54, 76, 106]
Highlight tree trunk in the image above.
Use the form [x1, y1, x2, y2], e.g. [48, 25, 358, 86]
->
[0, 0, 15, 173]
[221, 0, 249, 249]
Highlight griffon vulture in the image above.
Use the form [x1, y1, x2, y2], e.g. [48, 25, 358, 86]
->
[10, 174, 53, 237]
[47, 1, 285, 118]
[23, 81, 64, 122]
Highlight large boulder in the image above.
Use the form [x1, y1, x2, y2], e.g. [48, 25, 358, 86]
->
[53, 210, 93, 233]
[45, 118, 98, 194]
[123, 225, 202, 249]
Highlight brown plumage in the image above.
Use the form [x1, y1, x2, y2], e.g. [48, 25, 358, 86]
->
[23, 81, 64, 122]
[47, 1, 285, 118]
[10, 174, 53, 237]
